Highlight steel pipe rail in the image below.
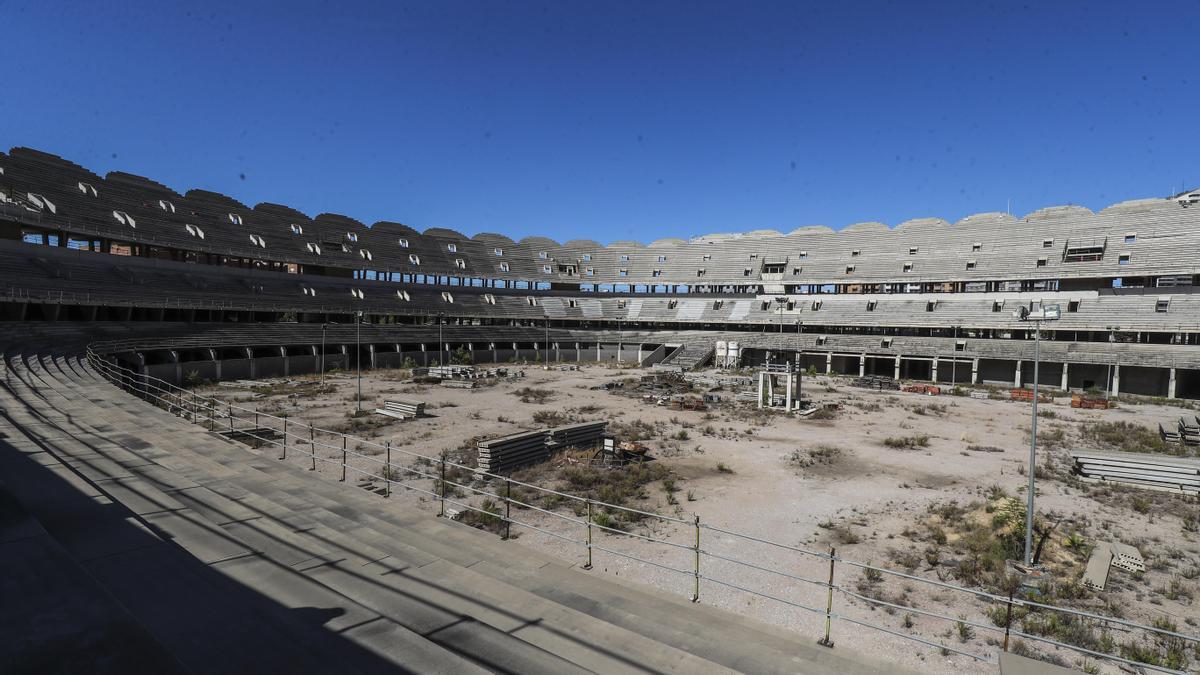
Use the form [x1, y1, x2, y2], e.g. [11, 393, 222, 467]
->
[81, 344, 1200, 673]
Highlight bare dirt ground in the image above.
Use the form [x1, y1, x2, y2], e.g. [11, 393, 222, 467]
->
[200, 363, 1200, 674]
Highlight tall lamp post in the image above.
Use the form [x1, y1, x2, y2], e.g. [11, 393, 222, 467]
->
[545, 317, 551, 367]
[797, 319, 805, 405]
[355, 311, 363, 412]
[320, 322, 328, 386]
[951, 325, 959, 387]
[774, 296, 788, 334]
[1015, 303, 1060, 567]
[617, 315, 623, 363]
[1105, 325, 1121, 400]
[437, 311, 446, 367]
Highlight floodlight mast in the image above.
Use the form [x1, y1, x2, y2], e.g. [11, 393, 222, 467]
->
[1014, 303, 1060, 567]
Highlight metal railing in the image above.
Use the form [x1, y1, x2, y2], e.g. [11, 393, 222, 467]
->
[79, 346, 1199, 673]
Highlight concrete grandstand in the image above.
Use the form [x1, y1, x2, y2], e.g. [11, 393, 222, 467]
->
[3, 146, 1199, 674]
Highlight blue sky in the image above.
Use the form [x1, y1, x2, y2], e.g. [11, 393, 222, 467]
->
[3, 1, 1195, 243]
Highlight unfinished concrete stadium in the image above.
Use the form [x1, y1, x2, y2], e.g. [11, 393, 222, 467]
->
[2, 146, 1199, 674]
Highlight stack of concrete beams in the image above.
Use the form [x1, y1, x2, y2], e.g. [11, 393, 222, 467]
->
[477, 430, 551, 473]
[1180, 417, 1200, 445]
[1070, 450, 1200, 494]
[547, 421, 607, 450]
[374, 399, 424, 419]
[427, 365, 477, 379]
[1160, 422, 1182, 443]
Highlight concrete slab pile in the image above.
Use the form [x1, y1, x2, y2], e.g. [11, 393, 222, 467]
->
[477, 430, 551, 473]
[375, 399, 425, 420]
[547, 421, 607, 451]
[1070, 450, 1200, 494]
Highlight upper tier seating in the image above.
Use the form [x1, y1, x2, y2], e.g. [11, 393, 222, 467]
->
[3, 147, 1198, 288]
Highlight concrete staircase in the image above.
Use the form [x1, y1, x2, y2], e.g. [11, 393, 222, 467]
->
[0, 347, 905, 674]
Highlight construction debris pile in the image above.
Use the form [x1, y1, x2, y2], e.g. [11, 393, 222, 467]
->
[853, 375, 900, 391]
[1082, 541, 1146, 591]
[1069, 450, 1200, 494]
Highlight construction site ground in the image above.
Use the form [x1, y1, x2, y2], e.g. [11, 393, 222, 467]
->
[201, 363, 1200, 675]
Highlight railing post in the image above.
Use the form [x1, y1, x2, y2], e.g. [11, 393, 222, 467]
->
[228, 402, 233, 431]
[691, 514, 701, 603]
[341, 435, 347, 482]
[503, 478, 512, 540]
[208, 397, 214, 431]
[438, 456, 447, 517]
[1002, 587, 1015, 652]
[281, 417, 288, 460]
[309, 423, 316, 471]
[818, 547, 836, 648]
[583, 499, 593, 570]
[384, 441, 391, 498]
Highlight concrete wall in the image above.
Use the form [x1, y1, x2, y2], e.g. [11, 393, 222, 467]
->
[978, 358, 1016, 386]
[255, 356, 286, 379]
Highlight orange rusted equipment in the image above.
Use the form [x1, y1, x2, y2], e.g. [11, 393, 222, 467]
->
[902, 384, 941, 395]
[1071, 394, 1110, 409]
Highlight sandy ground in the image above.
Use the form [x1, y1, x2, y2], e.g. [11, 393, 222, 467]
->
[201, 363, 1200, 674]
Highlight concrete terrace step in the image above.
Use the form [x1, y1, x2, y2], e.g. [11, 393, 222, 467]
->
[4, 349, 927, 674]
[10, 356, 709, 673]
[4, 356, 492, 675]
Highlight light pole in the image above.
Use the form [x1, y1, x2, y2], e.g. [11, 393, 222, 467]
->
[356, 311, 363, 412]
[545, 317, 550, 367]
[1015, 303, 1060, 568]
[1105, 325, 1120, 400]
[320, 322, 328, 386]
[437, 311, 445, 367]
[774, 296, 788, 334]
[617, 315, 623, 363]
[951, 325, 959, 387]
[797, 320, 804, 405]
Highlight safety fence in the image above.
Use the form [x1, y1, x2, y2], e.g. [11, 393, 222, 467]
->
[82, 346, 1199, 674]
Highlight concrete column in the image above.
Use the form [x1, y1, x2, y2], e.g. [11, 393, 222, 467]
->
[1060, 363, 1068, 391]
[971, 358, 979, 384]
[1014, 360, 1022, 388]
[858, 353, 866, 377]
[785, 373, 793, 411]
[280, 346, 289, 377]
[368, 344, 376, 369]
[757, 372, 766, 410]
[597, 342, 602, 361]
[825, 353, 832, 375]
[931, 357, 939, 383]
[637, 343, 643, 363]
[1168, 367, 1177, 399]
[894, 356, 901, 380]
[1111, 364, 1120, 397]
[245, 347, 256, 380]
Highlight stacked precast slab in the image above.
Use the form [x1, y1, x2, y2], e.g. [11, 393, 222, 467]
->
[477, 421, 608, 473]
[547, 421, 607, 450]
[477, 430, 551, 474]
[1070, 450, 1200, 494]
[375, 399, 425, 419]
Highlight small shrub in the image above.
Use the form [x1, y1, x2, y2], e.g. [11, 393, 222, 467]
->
[716, 462, 734, 474]
[883, 435, 930, 450]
